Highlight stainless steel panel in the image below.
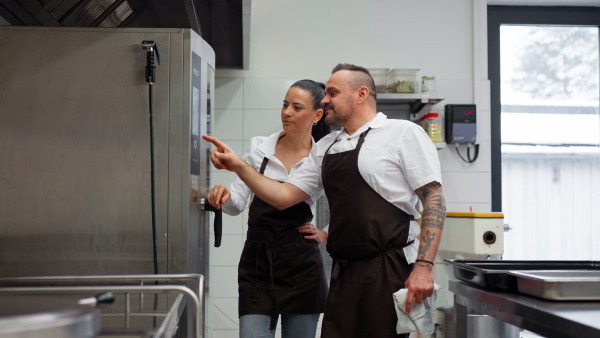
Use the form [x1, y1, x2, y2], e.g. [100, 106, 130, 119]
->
[510, 270, 600, 300]
[0, 26, 215, 276]
[0, 26, 215, 336]
[174, 30, 215, 338]
[0, 27, 176, 277]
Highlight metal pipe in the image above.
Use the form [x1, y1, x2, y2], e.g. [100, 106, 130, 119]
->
[155, 294, 185, 337]
[0, 274, 203, 297]
[0, 274, 202, 284]
[126, 292, 131, 328]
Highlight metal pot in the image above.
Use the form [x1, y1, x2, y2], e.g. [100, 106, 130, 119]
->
[434, 306, 520, 338]
[0, 295, 100, 338]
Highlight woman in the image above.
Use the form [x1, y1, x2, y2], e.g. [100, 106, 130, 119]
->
[207, 79, 330, 338]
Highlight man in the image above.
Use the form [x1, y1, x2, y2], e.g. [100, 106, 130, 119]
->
[204, 64, 445, 337]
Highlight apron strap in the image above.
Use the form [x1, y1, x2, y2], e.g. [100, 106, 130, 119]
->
[331, 258, 348, 280]
[324, 138, 338, 156]
[355, 127, 371, 151]
[323, 127, 372, 157]
[330, 239, 415, 280]
[259, 157, 269, 174]
[250, 240, 280, 330]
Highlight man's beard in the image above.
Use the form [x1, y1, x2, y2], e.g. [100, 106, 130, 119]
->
[324, 105, 351, 127]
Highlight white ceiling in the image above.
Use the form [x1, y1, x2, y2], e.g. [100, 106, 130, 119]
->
[489, 0, 600, 5]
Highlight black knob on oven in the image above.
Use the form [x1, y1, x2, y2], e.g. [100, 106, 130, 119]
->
[201, 198, 222, 247]
[483, 231, 496, 245]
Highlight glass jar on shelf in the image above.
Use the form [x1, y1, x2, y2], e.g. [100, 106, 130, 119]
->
[386, 68, 419, 93]
[367, 68, 389, 93]
[421, 76, 436, 93]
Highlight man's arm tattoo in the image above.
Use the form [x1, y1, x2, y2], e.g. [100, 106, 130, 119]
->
[418, 229, 436, 257]
[416, 182, 446, 230]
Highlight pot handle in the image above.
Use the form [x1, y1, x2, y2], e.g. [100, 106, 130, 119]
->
[78, 292, 115, 308]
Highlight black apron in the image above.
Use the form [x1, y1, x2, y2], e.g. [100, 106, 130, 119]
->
[321, 128, 413, 338]
[238, 157, 329, 330]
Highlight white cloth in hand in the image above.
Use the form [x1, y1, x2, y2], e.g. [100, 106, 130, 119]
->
[393, 283, 440, 336]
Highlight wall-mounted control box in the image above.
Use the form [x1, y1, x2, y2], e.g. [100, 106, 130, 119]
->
[445, 104, 476, 144]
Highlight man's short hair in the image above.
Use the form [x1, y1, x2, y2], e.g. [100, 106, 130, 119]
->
[331, 63, 377, 98]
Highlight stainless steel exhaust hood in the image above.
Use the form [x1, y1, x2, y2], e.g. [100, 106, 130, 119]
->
[0, 0, 250, 68]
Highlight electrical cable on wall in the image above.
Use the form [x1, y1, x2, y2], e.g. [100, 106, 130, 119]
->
[142, 40, 160, 327]
[455, 143, 479, 163]
[142, 40, 160, 276]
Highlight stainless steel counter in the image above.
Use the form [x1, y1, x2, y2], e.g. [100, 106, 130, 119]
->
[450, 280, 600, 338]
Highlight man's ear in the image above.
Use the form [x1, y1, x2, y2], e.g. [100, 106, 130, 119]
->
[356, 86, 370, 104]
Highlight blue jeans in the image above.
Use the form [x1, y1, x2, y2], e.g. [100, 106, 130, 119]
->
[239, 313, 321, 338]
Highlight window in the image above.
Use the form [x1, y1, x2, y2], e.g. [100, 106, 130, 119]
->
[489, 6, 600, 260]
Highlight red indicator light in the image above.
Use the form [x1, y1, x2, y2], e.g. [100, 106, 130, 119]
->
[466, 111, 472, 114]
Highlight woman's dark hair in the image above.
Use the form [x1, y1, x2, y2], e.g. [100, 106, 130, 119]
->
[290, 79, 331, 142]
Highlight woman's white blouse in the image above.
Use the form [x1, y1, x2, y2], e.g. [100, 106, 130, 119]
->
[221, 131, 323, 217]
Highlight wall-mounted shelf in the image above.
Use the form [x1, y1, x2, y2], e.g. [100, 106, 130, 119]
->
[435, 142, 447, 150]
[376, 93, 445, 115]
[376, 93, 447, 150]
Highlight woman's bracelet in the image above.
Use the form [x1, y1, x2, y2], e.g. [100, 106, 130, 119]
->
[415, 259, 434, 266]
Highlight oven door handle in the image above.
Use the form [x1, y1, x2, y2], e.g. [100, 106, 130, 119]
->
[200, 198, 222, 247]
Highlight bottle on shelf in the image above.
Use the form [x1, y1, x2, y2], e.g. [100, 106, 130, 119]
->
[419, 112, 444, 143]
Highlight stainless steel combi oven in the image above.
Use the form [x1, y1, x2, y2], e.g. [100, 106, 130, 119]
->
[0, 26, 220, 337]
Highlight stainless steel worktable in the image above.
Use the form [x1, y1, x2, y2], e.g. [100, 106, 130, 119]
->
[449, 280, 600, 338]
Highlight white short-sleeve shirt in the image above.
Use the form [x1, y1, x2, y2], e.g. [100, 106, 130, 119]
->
[221, 131, 323, 216]
[287, 113, 442, 263]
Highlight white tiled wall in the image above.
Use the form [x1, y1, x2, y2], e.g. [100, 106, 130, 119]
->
[207, 0, 490, 337]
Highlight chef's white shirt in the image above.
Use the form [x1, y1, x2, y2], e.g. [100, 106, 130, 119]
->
[221, 131, 323, 216]
[287, 113, 443, 263]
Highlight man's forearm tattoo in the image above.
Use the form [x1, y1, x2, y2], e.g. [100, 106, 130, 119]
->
[417, 182, 446, 230]
[423, 195, 446, 226]
[418, 229, 436, 257]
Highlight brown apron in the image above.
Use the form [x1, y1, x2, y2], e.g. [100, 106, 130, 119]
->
[321, 128, 414, 338]
[238, 157, 329, 329]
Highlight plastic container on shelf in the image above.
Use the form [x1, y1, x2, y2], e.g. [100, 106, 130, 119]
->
[419, 112, 444, 143]
[367, 68, 389, 93]
[386, 68, 419, 93]
[421, 75, 436, 93]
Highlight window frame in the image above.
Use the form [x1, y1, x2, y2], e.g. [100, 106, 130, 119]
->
[488, 5, 600, 211]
